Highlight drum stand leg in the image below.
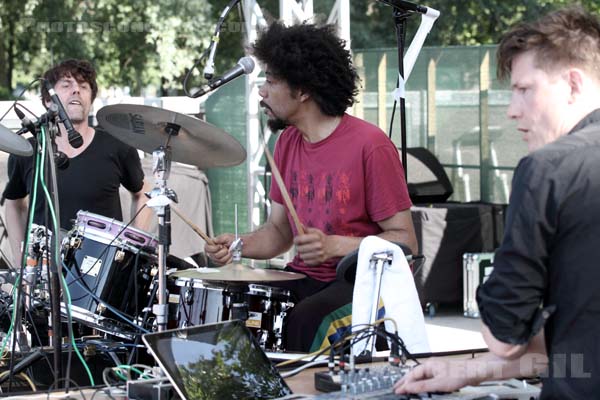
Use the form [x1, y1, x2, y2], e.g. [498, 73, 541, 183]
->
[354, 252, 393, 357]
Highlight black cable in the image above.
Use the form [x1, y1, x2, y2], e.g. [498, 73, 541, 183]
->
[62, 264, 151, 334]
[183, 0, 242, 98]
[45, 377, 85, 400]
[66, 204, 150, 298]
[6, 133, 43, 393]
[24, 310, 54, 370]
[59, 205, 153, 334]
[43, 125, 70, 391]
[182, 47, 212, 98]
[126, 280, 159, 366]
[0, 78, 43, 123]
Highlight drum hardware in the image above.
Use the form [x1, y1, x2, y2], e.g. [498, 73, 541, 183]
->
[114, 250, 125, 262]
[96, 104, 247, 332]
[61, 211, 158, 337]
[95, 104, 250, 335]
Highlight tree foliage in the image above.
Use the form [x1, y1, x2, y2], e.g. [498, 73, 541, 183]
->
[1, 0, 599, 99]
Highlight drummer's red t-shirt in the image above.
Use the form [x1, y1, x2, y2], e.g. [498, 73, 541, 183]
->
[270, 113, 412, 282]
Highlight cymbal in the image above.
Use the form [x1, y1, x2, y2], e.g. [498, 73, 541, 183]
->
[0, 124, 33, 157]
[171, 263, 306, 282]
[96, 104, 246, 169]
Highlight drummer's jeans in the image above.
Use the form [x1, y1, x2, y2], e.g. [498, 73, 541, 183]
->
[270, 272, 354, 352]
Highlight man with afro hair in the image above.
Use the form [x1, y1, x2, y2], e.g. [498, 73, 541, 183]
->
[206, 22, 417, 352]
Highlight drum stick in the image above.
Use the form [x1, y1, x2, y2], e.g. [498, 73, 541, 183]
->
[170, 205, 216, 246]
[261, 138, 305, 235]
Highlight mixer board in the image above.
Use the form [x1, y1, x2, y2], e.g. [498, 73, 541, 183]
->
[310, 363, 540, 400]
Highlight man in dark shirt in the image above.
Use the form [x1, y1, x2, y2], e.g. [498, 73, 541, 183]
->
[3, 59, 153, 267]
[395, 6, 600, 399]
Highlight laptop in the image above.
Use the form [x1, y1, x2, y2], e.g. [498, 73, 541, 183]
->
[142, 320, 293, 400]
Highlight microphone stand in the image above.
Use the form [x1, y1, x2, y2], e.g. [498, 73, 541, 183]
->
[6, 109, 65, 392]
[41, 115, 64, 389]
[392, 7, 414, 181]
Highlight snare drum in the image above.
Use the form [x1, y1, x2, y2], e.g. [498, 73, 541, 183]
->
[174, 277, 294, 351]
[62, 211, 157, 334]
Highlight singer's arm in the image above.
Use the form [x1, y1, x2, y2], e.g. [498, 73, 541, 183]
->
[5, 198, 28, 268]
[130, 179, 153, 231]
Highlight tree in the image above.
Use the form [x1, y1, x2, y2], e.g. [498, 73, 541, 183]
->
[2, 0, 599, 99]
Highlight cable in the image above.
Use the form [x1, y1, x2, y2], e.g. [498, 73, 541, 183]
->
[182, 48, 212, 98]
[65, 204, 151, 299]
[38, 127, 95, 387]
[0, 78, 43, 123]
[2, 111, 45, 390]
[0, 370, 37, 392]
[60, 220, 153, 334]
[183, 0, 242, 98]
[45, 378, 85, 400]
[280, 359, 329, 379]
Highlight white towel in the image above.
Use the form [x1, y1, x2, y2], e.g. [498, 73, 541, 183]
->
[351, 236, 430, 355]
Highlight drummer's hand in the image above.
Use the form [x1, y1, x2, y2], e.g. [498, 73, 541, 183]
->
[293, 227, 334, 266]
[205, 234, 235, 265]
[394, 358, 473, 394]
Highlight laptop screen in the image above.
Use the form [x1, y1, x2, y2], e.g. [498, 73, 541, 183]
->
[142, 320, 292, 400]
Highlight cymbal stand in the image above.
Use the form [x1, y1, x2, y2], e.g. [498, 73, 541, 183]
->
[230, 204, 243, 263]
[146, 138, 179, 332]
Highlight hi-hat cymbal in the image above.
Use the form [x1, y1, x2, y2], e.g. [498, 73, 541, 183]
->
[0, 124, 33, 157]
[171, 263, 306, 282]
[96, 104, 246, 169]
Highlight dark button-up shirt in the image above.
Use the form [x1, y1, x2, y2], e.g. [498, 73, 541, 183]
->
[477, 109, 600, 399]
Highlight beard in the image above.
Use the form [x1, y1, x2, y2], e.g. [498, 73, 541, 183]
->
[267, 117, 289, 132]
[260, 100, 289, 132]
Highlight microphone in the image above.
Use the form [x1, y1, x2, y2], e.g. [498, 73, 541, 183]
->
[376, 0, 428, 14]
[194, 56, 255, 98]
[14, 104, 59, 135]
[14, 105, 37, 136]
[44, 80, 83, 148]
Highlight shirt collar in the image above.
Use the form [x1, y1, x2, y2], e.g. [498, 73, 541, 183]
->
[568, 108, 600, 135]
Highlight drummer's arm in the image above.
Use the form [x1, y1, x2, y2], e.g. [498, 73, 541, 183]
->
[376, 209, 418, 254]
[5, 198, 28, 268]
[294, 209, 417, 266]
[240, 202, 294, 259]
[130, 179, 154, 232]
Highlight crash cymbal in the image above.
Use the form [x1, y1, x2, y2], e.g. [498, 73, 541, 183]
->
[0, 123, 33, 157]
[171, 263, 306, 282]
[96, 104, 246, 169]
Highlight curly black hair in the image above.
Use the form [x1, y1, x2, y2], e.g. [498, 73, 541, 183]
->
[252, 22, 359, 117]
[41, 59, 98, 104]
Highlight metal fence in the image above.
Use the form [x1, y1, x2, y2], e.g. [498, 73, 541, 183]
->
[353, 45, 526, 204]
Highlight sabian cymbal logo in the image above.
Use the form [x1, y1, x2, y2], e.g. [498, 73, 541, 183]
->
[130, 113, 145, 134]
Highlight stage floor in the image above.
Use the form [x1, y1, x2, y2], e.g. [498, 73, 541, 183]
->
[424, 307, 486, 353]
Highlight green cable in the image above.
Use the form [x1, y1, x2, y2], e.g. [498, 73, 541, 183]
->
[0, 134, 41, 358]
[38, 128, 95, 387]
[115, 365, 147, 378]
